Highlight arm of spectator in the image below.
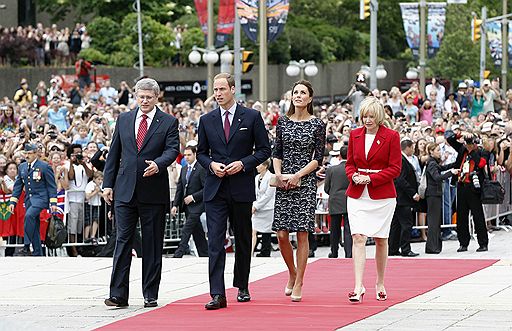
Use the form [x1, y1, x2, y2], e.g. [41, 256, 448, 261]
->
[60, 167, 69, 190]
[65, 122, 76, 138]
[203, 94, 216, 108]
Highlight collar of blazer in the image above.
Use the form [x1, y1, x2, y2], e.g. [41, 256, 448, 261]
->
[352, 125, 388, 162]
[130, 106, 164, 152]
[213, 104, 246, 144]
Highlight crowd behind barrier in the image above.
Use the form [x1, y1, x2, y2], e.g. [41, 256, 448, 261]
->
[1, 64, 512, 256]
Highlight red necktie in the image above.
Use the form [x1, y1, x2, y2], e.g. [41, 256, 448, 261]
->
[137, 114, 148, 151]
[224, 111, 230, 141]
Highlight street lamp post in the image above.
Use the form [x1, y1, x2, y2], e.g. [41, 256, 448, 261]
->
[286, 60, 318, 80]
[188, 45, 232, 95]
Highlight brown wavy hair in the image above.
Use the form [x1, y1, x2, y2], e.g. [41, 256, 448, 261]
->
[286, 80, 314, 117]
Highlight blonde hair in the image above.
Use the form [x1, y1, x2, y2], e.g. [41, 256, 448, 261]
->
[359, 97, 385, 125]
[426, 142, 439, 155]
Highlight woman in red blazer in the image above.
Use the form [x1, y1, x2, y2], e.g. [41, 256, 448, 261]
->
[345, 97, 401, 303]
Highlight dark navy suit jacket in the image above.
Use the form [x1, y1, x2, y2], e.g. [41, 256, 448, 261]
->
[10, 159, 58, 209]
[103, 107, 179, 204]
[197, 104, 271, 202]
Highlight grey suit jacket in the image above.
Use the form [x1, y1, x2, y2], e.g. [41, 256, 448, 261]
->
[324, 161, 350, 215]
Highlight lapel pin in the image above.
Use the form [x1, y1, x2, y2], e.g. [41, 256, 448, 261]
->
[377, 140, 380, 145]
[238, 119, 241, 122]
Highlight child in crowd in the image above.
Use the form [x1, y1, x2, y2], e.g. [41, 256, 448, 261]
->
[84, 171, 103, 245]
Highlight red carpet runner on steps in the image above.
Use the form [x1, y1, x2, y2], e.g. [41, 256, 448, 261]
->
[97, 259, 497, 331]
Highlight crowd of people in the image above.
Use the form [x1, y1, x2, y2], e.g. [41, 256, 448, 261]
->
[0, 23, 89, 67]
[0, 71, 510, 261]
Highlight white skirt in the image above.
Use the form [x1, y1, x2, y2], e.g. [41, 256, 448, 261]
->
[347, 187, 396, 238]
[252, 209, 274, 233]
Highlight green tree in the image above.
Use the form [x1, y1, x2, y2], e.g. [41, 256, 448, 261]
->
[86, 17, 120, 55]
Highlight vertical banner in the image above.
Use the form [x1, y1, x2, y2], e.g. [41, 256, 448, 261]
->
[216, 0, 236, 47]
[194, 0, 208, 35]
[236, 0, 259, 43]
[486, 21, 502, 67]
[400, 3, 420, 59]
[426, 2, 446, 58]
[267, 0, 289, 43]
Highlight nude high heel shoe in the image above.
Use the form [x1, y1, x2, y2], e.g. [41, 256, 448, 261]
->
[284, 287, 293, 296]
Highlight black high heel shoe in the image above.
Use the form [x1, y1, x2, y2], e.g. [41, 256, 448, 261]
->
[348, 286, 365, 303]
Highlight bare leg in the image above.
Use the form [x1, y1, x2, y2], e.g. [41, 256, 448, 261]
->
[251, 230, 257, 256]
[277, 230, 296, 289]
[418, 212, 427, 241]
[84, 226, 90, 239]
[293, 231, 309, 297]
[374, 237, 388, 292]
[352, 234, 367, 292]
[91, 221, 99, 238]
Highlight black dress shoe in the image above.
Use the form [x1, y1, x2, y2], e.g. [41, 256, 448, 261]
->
[401, 251, 420, 257]
[144, 298, 158, 308]
[173, 250, 184, 258]
[425, 250, 441, 254]
[256, 252, 270, 257]
[105, 296, 129, 307]
[237, 288, 251, 302]
[476, 245, 488, 252]
[457, 246, 468, 252]
[308, 250, 315, 258]
[328, 253, 338, 258]
[205, 295, 227, 310]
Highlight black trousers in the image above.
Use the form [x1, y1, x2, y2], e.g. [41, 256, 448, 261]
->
[330, 213, 352, 258]
[110, 195, 166, 301]
[204, 181, 252, 296]
[255, 232, 272, 256]
[176, 210, 208, 257]
[456, 183, 488, 247]
[425, 196, 443, 253]
[389, 206, 414, 255]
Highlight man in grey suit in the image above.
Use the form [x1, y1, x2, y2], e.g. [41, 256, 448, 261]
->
[324, 145, 352, 258]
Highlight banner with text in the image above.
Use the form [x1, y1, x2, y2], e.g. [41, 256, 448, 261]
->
[485, 21, 512, 67]
[267, 0, 289, 43]
[216, 0, 235, 47]
[400, 3, 420, 58]
[236, 0, 259, 43]
[426, 2, 446, 58]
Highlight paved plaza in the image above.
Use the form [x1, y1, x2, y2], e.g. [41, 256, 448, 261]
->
[0, 230, 511, 330]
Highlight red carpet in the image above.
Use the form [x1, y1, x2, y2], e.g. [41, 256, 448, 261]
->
[97, 259, 497, 331]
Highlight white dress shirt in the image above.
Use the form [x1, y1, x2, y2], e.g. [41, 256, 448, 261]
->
[220, 102, 237, 129]
[135, 107, 157, 139]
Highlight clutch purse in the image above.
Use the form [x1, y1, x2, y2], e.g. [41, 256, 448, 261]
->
[269, 174, 301, 189]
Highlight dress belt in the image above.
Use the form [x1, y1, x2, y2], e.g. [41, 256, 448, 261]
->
[357, 168, 382, 173]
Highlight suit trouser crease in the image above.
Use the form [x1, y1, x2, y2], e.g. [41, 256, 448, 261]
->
[25, 204, 43, 256]
[178, 210, 208, 256]
[456, 185, 488, 247]
[389, 206, 414, 254]
[110, 198, 166, 300]
[205, 181, 252, 296]
[426, 196, 442, 253]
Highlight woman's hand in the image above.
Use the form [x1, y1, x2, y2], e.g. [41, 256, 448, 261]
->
[286, 173, 301, 189]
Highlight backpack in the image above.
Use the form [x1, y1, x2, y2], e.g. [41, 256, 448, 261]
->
[45, 214, 67, 249]
[418, 166, 427, 199]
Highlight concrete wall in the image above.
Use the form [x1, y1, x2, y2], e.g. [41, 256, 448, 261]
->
[0, 0, 18, 28]
[0, 60, 407, 103]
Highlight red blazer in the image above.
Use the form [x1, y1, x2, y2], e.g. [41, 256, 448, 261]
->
[345, 125, 402, 199]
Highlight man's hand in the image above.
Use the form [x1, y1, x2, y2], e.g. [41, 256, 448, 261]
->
[171, 206, 177, 217]
[211, 161, 227, 178]
[103, 188, 113, 205]
[51, 205, 58, 213]
[225, 161, 244, 175]
[413, 193, 420, 202]
[8, 204, 14, 214]
[143, 160, 159, 177]
[184, 195, 194, 205]
[252, 206, 256, 214]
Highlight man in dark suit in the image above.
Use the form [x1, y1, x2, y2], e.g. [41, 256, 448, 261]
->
[9, 143, 58, 256]
[171, 145, 208, 257]
[102, 78, 179, 308]
[197, 73, 271, 310]
[389, 139, 420, 257]
[324, 145, 352, 258]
